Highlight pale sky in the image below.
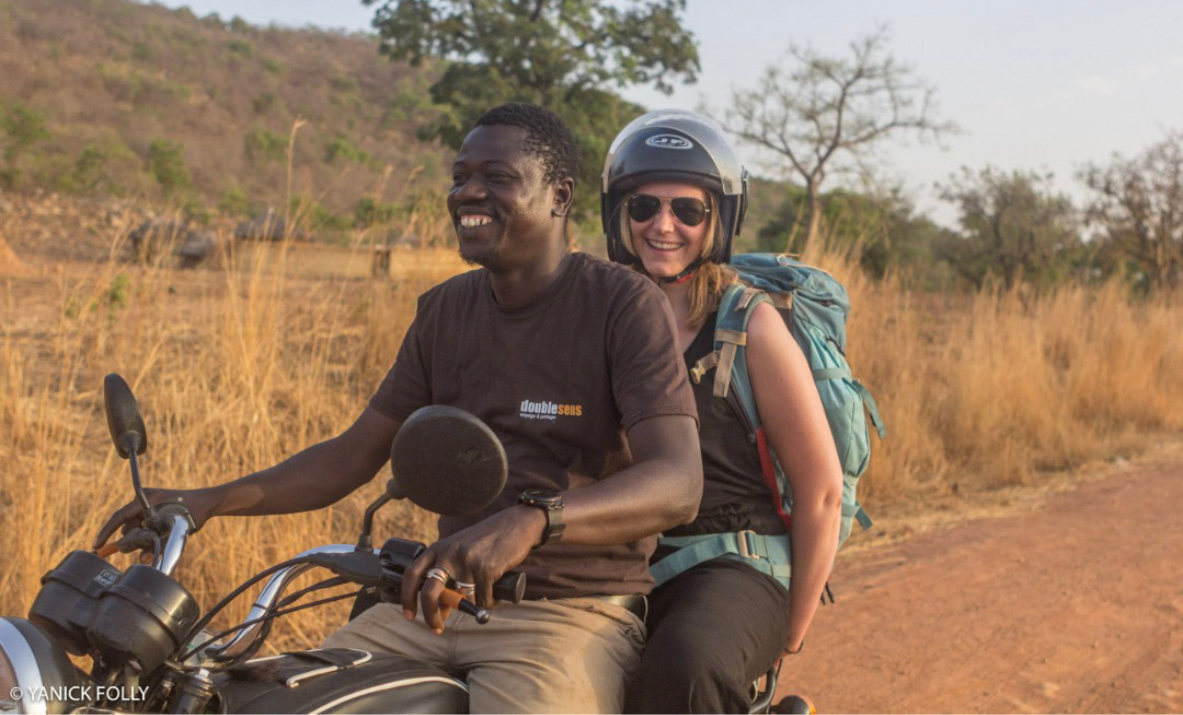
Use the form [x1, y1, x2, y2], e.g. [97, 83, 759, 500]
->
[154, 0, 1183, 227]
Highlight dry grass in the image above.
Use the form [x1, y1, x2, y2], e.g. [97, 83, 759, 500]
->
[0, 235, 468, 651]
[1, 223, 1181, 656]
[805, 241, 1183, 506]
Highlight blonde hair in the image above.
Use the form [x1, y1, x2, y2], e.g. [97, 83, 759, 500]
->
[620, 192, 738, 330]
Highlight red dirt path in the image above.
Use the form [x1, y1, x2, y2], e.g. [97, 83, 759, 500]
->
[780, 449, 1183, 713]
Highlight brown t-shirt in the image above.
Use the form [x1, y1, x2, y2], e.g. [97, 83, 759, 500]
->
[370, 252, 698, 598]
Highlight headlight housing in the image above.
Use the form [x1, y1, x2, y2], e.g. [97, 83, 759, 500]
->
[0, 617, 90, 714]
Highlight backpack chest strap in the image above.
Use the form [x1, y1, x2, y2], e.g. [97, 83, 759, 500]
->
[651, 530, 792, 588]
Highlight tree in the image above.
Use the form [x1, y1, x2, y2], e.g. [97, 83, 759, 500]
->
[148, 138, 191, 196]
[936, 167, 1079, 289]
[365, 0, 700, 218]
[1080, 132, 1183, 291]
[0, 101, 51, 188]
[727, 26, 956, 253]
[756, 182, 957, 282]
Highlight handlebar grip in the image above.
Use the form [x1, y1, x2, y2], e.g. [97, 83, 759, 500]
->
[492, 571, 526, 604]
[439, 588, 490, 624]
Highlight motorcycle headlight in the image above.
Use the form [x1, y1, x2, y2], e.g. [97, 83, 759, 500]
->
[0, 617, 89, 714]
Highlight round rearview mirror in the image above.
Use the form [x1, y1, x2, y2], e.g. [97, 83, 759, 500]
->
[389, 405, 508, 517]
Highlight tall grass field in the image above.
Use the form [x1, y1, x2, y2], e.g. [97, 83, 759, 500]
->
[1, 222, 1180, 653]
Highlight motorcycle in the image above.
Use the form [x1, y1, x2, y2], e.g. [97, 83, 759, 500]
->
[0, 374, 525, 714]
[0, 374, 812, 714]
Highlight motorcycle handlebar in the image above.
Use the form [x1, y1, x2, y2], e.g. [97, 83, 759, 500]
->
[94, 512, 191, 577]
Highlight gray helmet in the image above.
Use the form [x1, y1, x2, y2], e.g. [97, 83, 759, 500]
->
[601, 110, 748, 266]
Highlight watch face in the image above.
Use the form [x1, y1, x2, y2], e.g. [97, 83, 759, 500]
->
[521, 489, 562, 506]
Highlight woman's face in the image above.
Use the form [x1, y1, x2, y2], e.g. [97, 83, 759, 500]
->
[628, 182, 710, 280]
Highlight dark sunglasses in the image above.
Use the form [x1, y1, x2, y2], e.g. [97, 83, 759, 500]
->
[626, 194, 711, 227]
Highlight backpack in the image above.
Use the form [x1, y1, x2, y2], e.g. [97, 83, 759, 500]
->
[650, 253, 886, 589]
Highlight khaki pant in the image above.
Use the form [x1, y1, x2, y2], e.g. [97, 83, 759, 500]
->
[322, 597, 645, 714]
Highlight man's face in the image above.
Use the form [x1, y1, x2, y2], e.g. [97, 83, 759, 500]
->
[447, 124, 563, 271]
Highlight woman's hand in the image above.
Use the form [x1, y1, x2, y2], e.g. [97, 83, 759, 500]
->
[400, 505, 546, 633]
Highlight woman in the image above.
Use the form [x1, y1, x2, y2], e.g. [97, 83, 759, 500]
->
[600, 111, 844, 713]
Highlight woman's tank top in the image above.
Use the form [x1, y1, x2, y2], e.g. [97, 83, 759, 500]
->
[665, 311, 787, 537]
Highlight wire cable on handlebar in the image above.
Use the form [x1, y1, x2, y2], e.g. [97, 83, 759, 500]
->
[179, 557, 312, 650]
[275, 576, 351, 610]
[182, 587, 373, 671]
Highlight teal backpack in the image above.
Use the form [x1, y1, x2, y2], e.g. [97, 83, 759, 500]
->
[651, 253, 886, 589]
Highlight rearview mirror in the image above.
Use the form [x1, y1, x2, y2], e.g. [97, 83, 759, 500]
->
[103, 374, 147, 459]
[389, 405, 507, 517]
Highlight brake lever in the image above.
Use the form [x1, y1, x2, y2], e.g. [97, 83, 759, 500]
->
[95, 527, 157, 558]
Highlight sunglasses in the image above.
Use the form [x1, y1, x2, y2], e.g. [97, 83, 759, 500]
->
[626, 194, 711, 227]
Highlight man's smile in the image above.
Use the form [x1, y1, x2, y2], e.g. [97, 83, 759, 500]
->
[460, 215, 494, 228]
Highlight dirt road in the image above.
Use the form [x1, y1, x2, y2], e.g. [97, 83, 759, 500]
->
[780, 445, 1183, 713]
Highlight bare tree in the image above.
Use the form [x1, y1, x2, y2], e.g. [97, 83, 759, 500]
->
[1080, 132, 1183, 291]
[727, 26, 956, 253]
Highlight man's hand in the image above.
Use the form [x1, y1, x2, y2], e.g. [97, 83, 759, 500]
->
[93, 487, 220, 551]
[401, 505, 545, 633]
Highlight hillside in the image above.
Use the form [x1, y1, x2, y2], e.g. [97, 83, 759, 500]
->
[0, 0, 791, 252]
[0, 0, 449, 232]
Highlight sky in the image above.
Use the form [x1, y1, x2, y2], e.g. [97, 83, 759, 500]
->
[153, 0, 1183, 227]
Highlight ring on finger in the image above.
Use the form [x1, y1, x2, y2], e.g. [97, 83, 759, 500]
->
[425, 567, 451, 585]
[453, 580, 476, 596]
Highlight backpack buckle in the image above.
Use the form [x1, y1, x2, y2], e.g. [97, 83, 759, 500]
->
[736, 529, 757, 559]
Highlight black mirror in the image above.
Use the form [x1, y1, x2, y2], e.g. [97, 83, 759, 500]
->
[104, 374, 147, 459]
[389, 405, 507, 517]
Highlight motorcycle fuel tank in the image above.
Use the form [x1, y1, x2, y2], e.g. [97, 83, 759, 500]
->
[212, 649, 468, 714]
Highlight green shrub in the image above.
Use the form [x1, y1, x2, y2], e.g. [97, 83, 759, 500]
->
[147, 138, 190, 194]
[252, 92, 276, 114]
[226, 39, 252, 57]
[71, 144, 108, 191]
[1, 100, 50, 163]
[244, 128, 287, 163]
[292, 194, 350, 233]
[354, 197, 398, 228]
[260, 56, 286, 75]
[330, 75, 358, 93]
[218, 186, 255, 217]
[324, 135, 369, 164]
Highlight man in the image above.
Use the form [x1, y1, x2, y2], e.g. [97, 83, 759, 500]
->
[96, 103, 702, 713]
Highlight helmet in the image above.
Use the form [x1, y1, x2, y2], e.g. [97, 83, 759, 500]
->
[601, 110, 748, 266]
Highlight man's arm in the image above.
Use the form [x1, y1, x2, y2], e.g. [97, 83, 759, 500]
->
[95, 407, 402, 548]
[212, 407, 402, 517]
[403, 413, 702, 628]
[549, 413, 701, 543]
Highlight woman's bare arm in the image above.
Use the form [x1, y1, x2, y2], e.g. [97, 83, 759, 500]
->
[745, 301, 844, 652]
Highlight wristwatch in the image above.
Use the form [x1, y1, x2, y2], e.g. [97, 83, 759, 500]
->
[518, 489, 565, 547]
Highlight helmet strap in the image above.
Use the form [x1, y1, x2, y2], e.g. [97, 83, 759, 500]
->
[659, 258, 703, 284]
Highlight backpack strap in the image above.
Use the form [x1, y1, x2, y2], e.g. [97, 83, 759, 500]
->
[651, 531, 792, 588]
[704, 284, 769, 420]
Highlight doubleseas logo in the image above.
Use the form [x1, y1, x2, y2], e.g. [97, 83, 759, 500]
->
[520, 399, 583, 421]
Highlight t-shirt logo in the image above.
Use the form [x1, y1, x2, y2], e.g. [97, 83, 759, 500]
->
[519, 399, 583, 421]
